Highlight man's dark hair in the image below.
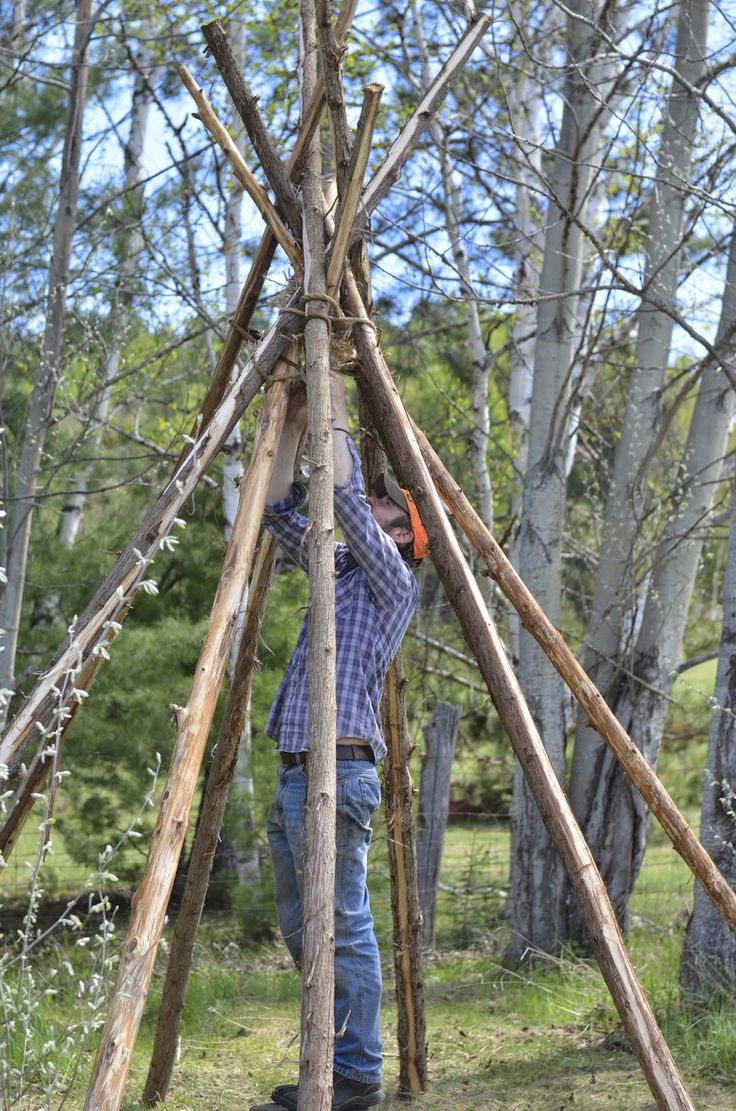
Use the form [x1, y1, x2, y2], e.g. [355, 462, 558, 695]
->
[387, 508, 416, 566]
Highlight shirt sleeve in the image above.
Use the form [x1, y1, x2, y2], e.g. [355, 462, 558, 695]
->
[333, 437, 416, 609]
[263, 482, 310, 572]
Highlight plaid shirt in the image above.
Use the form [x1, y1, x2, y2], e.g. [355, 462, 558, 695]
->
[262, 438, 417, 763]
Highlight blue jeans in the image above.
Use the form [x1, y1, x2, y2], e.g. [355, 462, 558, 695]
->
[267, 760, 383, 1085]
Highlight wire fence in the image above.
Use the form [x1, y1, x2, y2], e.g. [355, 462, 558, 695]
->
[1, 799, 697, 952]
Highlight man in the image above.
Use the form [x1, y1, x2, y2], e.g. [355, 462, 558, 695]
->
[262, 373, 427, 1111]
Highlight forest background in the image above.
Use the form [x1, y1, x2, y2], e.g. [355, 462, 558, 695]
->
[2, 0, 736, 1105]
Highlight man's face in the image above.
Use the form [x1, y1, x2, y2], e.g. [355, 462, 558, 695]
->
[367, 493, 413, 547]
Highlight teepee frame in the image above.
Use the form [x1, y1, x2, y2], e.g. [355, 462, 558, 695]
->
[2, 7, 735, 1111]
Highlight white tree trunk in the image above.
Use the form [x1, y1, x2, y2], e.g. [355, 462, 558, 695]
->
[217, 13, 261, 889]
[509, 0, 619, 961]
[680, 473, 736, 1001]
[0, 0, 94, 722]
[571, 228, 736, 933]
[57, 33, 157, 547]
[410, 0, 493, 555]
[567, 0, 711, 924]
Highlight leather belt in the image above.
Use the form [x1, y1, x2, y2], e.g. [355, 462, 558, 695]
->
[280, 744, 375, 766]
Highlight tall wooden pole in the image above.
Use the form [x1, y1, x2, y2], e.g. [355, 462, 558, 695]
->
[342, 270, 695, 1111]
[298, 2, 337, 1107]
[83, 372, 292, 1111]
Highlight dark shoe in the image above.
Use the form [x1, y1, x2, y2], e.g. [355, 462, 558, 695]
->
[271, 1072, 384, 1110]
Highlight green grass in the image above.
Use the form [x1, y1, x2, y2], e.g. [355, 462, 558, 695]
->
[4, 813, 736, 1111]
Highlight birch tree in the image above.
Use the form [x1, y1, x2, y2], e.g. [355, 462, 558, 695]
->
[680, 472, 736, 1002]
[508, 0, 621, 960]
[0, 0, 94, 723]
[567, 0, 713, 931]
[57, 28, 158, 547]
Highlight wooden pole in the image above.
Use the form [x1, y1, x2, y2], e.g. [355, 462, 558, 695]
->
[179, 66, 303, 271]
[142, 534, 277, 1105]
[413, 423, 736, 937]
[342, 269, 695, 1111]
[0, 613, 125, 863]
[381, 656, 429, 1096]
[297, 2, 337, 1106]
[83, 370, 293, 1111]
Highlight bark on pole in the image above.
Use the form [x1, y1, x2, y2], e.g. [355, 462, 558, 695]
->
[142, 533, 277, 1105]
[381, 656, 429, 1096]
[342, 269, 695, 1111]
[83, 375, 291, 1111]
[298, 2, 337, 1107]
[416, 701, 460, 950]
[413, 422, 736, 937]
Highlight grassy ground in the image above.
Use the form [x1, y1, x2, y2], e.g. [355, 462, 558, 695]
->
[6, 815, 730, 1111]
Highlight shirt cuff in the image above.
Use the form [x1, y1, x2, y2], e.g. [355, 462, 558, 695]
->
[264, 481, 307, 516]
[333, 437, 365, 496]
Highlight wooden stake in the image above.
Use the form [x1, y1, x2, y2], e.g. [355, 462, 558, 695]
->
[414, 422, 736, 937]
[179, 65, 303, 271]
[361, 14, 490, 215]
[142, 534, 277, 1105]
[342, 269, 695, 1111]
[83, 370, 293, 1111]
[381, 656, 429, 1096]
[325, 83, 383, 300]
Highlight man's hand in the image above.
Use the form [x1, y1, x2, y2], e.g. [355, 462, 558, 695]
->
[285, 382, 308, 433]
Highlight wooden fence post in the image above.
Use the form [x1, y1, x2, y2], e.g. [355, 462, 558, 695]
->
[381, 656, 428, 1095]
[416, 701, 460, 950]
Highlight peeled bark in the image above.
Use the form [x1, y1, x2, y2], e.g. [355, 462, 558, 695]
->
[568, 0, 714, 930]
[0, 0, 94, 722]
[297, 6, 336, 1107]
[510, 0, 620, 961]
[143, 534, 276, 1104]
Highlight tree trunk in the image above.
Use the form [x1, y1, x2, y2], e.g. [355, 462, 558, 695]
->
[0, 0, 94, 723]
[297, 5, 336, 1107]
[571, 230, 736, 936]
[416, 700, 460, 949]
[510, 0, 619, 962]
[215, 11, 262, 891]
[680, 474, 736, 1001]
[568, 0, 712, 932]
[57, 33, 157, 547]
[409, 0, 493, 556]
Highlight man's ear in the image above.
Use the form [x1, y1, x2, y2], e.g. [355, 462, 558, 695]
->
[389, 526, 413, 547]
